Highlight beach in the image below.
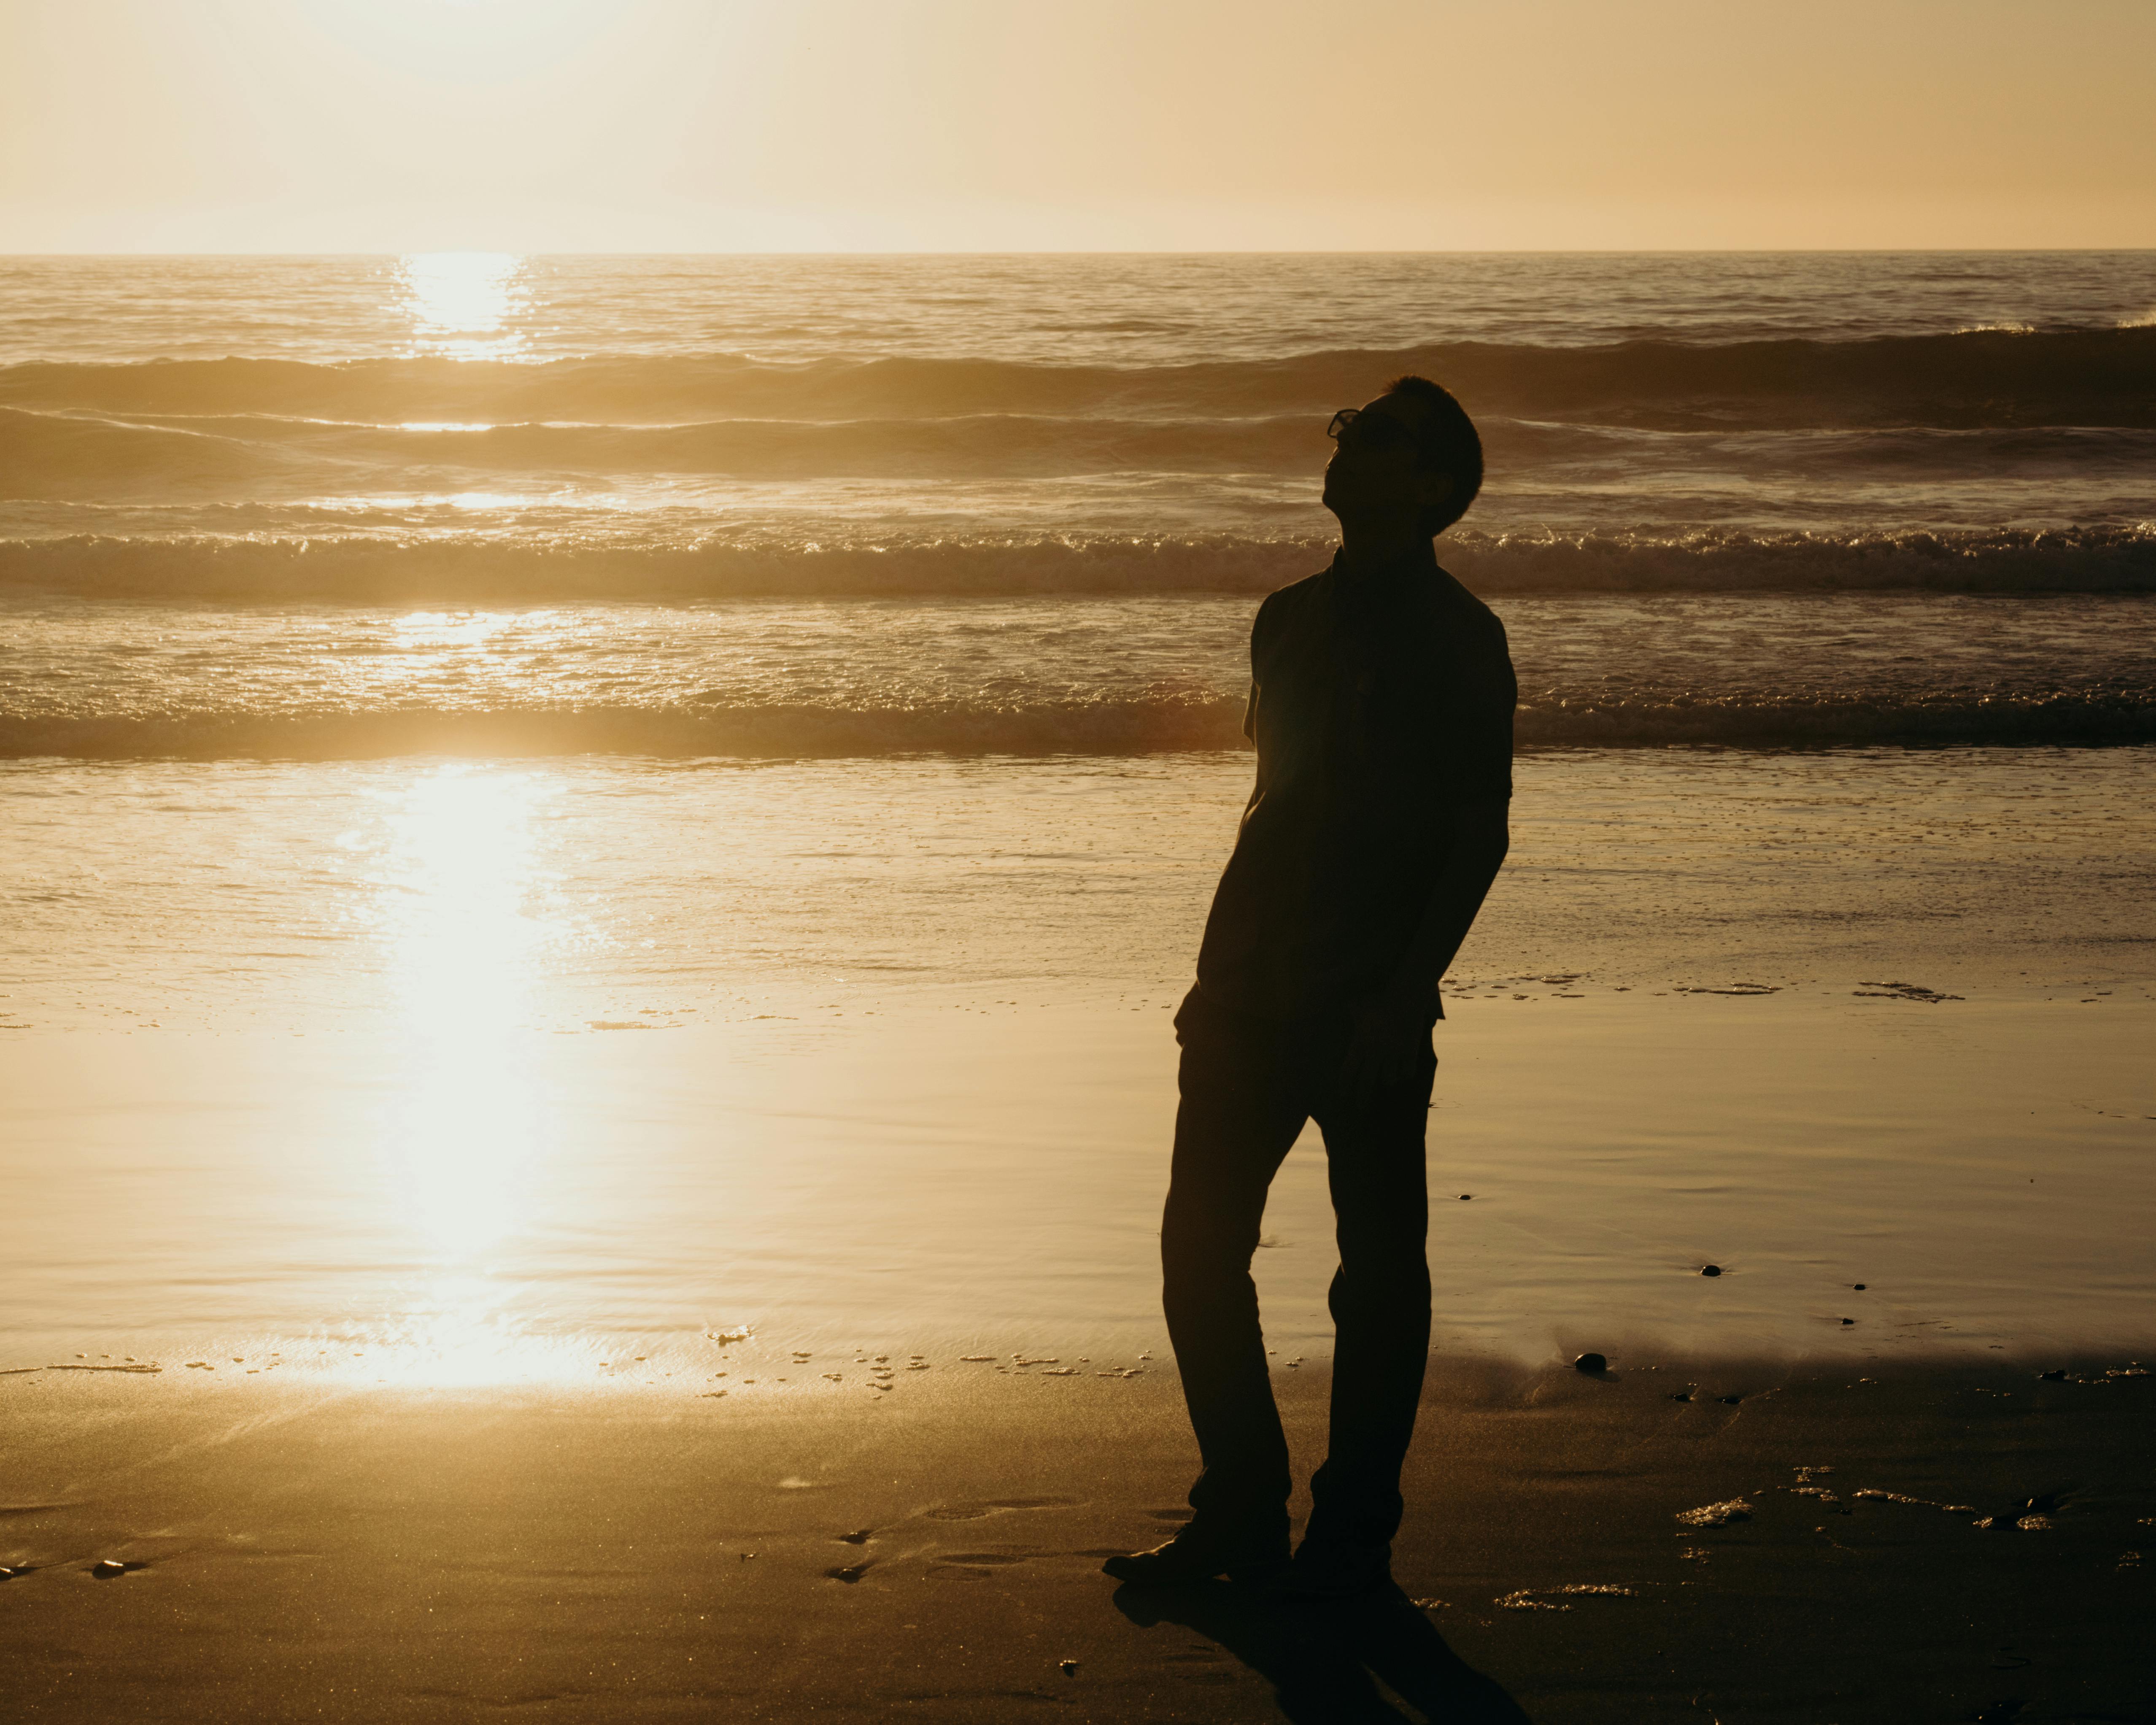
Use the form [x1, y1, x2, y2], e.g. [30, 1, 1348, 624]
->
[7, 745, 2154, 1717]
[4, 251, 2154, 1717]
[7, 1353, 2152, 1721]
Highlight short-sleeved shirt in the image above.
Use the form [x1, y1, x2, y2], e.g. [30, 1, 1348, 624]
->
[1193, 548, 1516, 1021]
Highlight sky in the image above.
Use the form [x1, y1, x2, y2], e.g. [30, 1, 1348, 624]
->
[3, 0, 2153, 253]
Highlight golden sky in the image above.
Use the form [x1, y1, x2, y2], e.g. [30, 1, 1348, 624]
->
[4, 0, 2153, 251]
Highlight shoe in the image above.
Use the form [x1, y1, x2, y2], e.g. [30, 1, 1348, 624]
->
[1100, 1524, 1290, 1586]
[1273, 1538, 1394, 1602]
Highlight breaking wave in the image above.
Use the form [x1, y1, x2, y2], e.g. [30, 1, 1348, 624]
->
[4, 524, 2149, 600]
[5, 327, 2153, 429]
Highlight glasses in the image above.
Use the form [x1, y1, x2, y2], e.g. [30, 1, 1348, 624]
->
[1326, 406, 1419, 452]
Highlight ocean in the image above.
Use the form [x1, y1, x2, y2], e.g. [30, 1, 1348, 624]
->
[4, 251, 2154, 760]
[3, 253, 2153, 1374]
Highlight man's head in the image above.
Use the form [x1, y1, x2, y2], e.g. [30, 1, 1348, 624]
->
[1320, 375, 1483, 540]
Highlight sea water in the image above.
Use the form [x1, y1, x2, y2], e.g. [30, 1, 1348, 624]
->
[3, 254, 2153, 1378]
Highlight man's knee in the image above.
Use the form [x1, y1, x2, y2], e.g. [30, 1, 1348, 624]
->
[1332, 1225, 1430, 1299]
[1163, 1204, 1259, 1275]
[1161, 1198, 1262, 1305]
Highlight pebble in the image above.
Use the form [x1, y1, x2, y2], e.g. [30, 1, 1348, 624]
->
[1574, 1352, 1607, 1374]
[91, 1559, 130, 1578]
[1060, 1660, 1079, 1676]
[1700, 1264, 1722, 1277]
[2039, 1369, 2068, 1381]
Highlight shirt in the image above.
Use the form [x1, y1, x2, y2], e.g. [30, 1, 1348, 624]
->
[1193, 548, 1516, 1020]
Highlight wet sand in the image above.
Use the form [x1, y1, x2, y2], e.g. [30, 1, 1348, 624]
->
[4, 1355, 2151, 1722]
[5, 992, 2152, 1372]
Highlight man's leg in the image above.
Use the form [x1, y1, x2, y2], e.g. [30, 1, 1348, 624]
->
[1158, 992, 1307, 1546]
[1299, 1032, 1437, 1570]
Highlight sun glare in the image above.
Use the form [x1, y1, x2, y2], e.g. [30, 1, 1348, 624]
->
[374, 766, 564, 1261]
[399, 251, 530, 359]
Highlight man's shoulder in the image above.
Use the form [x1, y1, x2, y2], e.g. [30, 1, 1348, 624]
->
[1249, 568, 1330, 642]
[1424, 565, 1511, 661]
[1261, 567, 1331, 612]
[1427, 564, 1504, 633]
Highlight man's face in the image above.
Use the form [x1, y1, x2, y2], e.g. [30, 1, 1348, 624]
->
[1321, 391, 1453, 524]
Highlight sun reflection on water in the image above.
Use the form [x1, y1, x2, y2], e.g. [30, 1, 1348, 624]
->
[399, 252, 529, 360]
[365, 766, 570, 1380]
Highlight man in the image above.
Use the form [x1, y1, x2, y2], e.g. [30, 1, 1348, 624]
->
[1104, 375, 1515, 1601]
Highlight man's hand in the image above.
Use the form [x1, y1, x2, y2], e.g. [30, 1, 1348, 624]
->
[1342, 992, 1435, 1101]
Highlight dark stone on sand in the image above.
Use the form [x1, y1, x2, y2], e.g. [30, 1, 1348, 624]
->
[1700, 1265, 1722, 1277]
[1670, 1392, 1692, 1402]
[90, 1558, 130, 1578]
[1060, 1660, 1079, 1676]
[2039, 1369, 2067, 1381]
[1458, 1193, 1473, 1201]
[1853, 1283, 1867, 1290]
[825, 1563, 873, 1584]
[837, 1529, 873, 1544]
[1574, 1352, 1607, 1374]
[1718, 1395, 1743, 1405]
[1841, 1317, 1856, 1325]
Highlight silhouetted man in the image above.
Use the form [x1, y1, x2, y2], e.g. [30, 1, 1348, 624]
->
[1106, 376, 1514, 1601]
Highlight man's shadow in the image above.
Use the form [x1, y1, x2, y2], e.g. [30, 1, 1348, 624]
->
[1113, 1579, 1531, 1723]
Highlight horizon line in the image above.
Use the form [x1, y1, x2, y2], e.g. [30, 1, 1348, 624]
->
[6, 245, 2156, 259]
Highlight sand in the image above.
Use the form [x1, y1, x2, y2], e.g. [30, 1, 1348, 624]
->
[3, 1355, 2151, 1722]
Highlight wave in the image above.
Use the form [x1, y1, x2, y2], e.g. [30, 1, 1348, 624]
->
[4, 525, 2150, 600]
[5, 327, 2153, 429]
[12, 405, 2156, 497]
[0, 405, 1351, 489]
[5, 688, 2149, 761]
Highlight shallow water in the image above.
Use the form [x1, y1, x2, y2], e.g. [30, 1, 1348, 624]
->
[6, 998, 2151, 1383]
[3, 748, 2151, 1379]
[6, 748, 2152, 1034]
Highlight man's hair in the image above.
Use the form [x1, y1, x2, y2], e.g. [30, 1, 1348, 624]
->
[1384, 374, 1483, 537]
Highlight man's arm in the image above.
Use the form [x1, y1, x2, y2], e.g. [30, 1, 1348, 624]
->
[1344, 799, 1511, 1093]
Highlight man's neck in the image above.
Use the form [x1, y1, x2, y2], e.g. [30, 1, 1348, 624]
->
[1333, 518, 1433, 581]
